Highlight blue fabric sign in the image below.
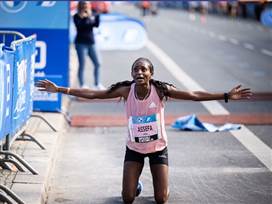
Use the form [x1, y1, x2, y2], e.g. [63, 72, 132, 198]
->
[261, 9, 272, 27]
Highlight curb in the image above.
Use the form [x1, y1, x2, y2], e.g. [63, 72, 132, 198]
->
[10, 112, 68, 204]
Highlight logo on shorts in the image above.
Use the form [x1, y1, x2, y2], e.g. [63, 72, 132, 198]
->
[0, 1, 27, 13]
[158, 155, 167, 159]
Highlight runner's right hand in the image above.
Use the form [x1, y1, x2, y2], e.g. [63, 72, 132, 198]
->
[35, 79, 59, 93]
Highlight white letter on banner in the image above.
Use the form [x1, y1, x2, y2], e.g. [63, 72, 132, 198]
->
[14, 60, 27, 118]
[17, 59, 27, 91]
[30, 53, 36, 97]
[5, 64, 10, 117]
[35, 41, 47, 69]
[6, 64, 10, 102]
[38, 1, 56, 7]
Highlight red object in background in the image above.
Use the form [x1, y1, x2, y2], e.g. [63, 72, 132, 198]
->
[70, 1, 77, 11]
[141, 1, 151, 9]
[70, 1, 110, 14]
[91, 1, 110, 13]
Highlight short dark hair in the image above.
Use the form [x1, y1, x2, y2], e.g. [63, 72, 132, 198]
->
[77, 1, 88, 12]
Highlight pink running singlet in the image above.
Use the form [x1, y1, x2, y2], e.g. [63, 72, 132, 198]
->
[125, 83, 167, 154]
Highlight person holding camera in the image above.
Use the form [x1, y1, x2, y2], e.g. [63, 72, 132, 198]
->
[73, 1, 104, 90]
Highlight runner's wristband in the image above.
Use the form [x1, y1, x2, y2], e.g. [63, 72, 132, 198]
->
[224, 93, 229, 103]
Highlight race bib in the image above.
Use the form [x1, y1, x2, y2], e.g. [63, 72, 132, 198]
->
[128, 113, 161, 143]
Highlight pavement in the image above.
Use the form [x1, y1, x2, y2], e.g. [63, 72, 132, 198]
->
[0, 107, 69, 204]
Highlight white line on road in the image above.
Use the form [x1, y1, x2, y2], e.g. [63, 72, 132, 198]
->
[146, 39, 272, 172]
[261, 49, 272, 57]
[229, 38, 239, 45]
[243, 43, 255, 50]
[218, 35, 227, 41]
[208, 31, 216, 38]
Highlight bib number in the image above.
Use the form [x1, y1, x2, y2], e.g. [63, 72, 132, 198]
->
[128, 114, 161, 143]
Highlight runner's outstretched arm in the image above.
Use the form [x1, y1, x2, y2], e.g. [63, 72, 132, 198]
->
[167, 84, 252, 102]
[35, 79, 124, 99]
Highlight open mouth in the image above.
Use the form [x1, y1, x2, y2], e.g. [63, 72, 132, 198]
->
[136, 76, 144, 81]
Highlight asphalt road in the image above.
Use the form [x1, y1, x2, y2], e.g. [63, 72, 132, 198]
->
[47, 3, 272, 204]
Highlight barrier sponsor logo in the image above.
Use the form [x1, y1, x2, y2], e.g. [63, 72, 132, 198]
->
[14, 59, 27, 119]
[0, 1, 27, 13]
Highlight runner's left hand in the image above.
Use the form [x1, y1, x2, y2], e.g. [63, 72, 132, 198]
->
[228, 85, 252, 100]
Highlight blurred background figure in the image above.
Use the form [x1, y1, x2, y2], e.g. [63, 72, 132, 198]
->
[200, 1, 209, 23]
[188, 1, 199, 21]
[73, 1, 104, 90]
[188, 1, 209, 23]
[228, 1, 238, 17]
[139, 1, 158, 17]
[140, 1, 151, 16]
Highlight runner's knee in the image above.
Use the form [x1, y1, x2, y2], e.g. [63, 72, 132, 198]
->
[122, 191, 135, 204]
[154, 191, 169, 204]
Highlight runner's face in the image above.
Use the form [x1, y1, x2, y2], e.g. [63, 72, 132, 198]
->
[131, 61, 153, 85]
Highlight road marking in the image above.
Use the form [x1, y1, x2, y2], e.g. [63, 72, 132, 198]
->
[243, 43, 254, 50]
[261, 49, 272, 57]
[229, 38, 239, 45]
[208, 31, 216, 38]
[231, 126, 272, 171]
[146, 39, 272, 172]
[218, 35, 227, 41]
[187, 26, 269, 58]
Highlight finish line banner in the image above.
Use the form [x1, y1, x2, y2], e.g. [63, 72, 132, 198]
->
[0, 1, 70, 112]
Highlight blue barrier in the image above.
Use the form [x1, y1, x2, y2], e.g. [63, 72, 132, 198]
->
[0, 44, 13, 142]
[0, 32, 36, 148]
[10, 35, 36, 137]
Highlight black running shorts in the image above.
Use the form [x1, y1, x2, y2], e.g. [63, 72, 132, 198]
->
[124, 146, 168, 166]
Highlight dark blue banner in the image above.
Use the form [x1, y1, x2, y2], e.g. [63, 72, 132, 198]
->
[33, 75, 63, 112]
[0, 1, 70, 112]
